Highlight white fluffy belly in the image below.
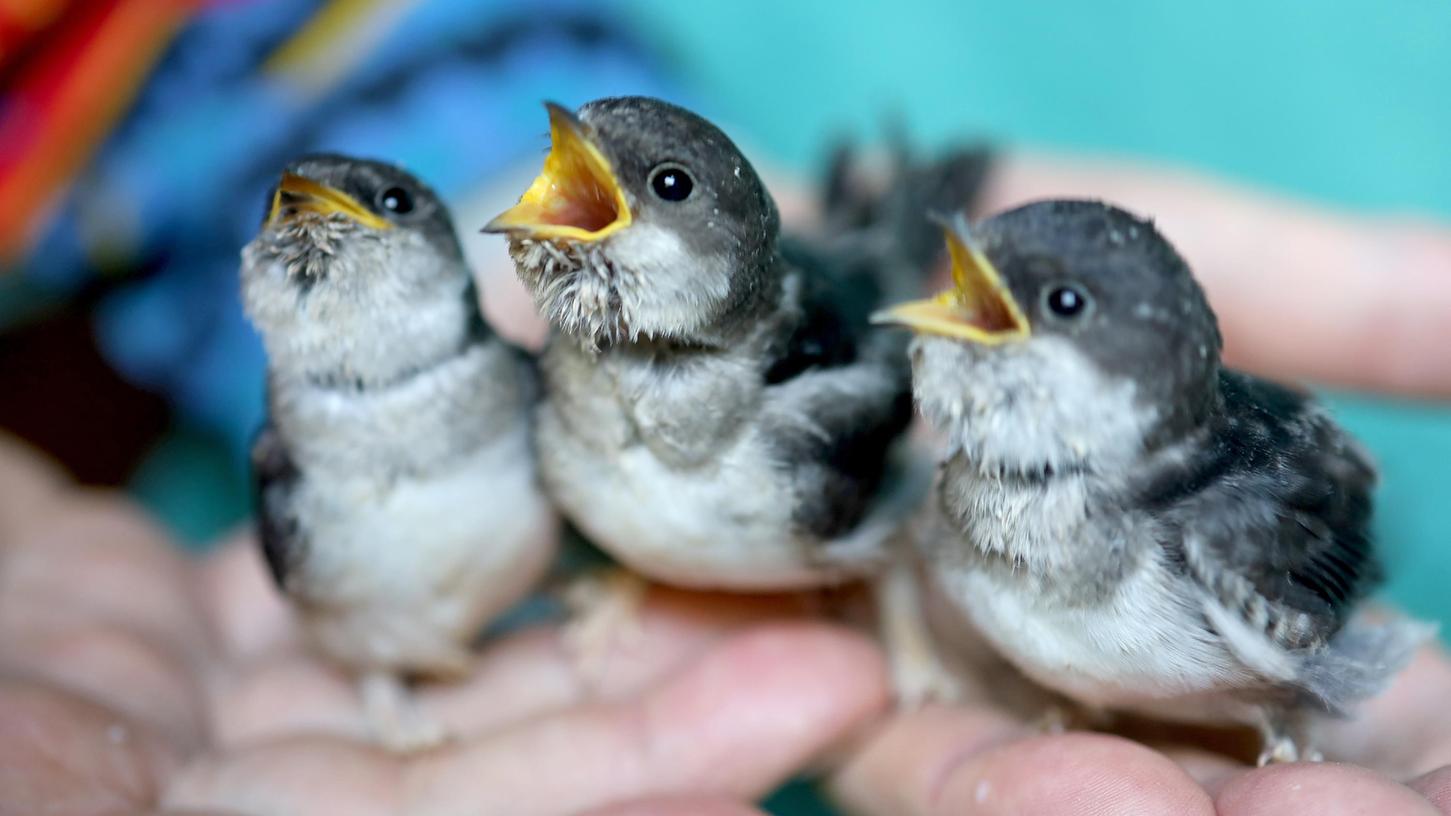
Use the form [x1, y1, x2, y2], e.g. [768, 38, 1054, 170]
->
[296, 431, 557, 673]
[941, 563, 1255, 723]
[538, 410, 844, 590]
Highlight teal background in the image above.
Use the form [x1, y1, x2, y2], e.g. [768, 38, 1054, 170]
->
[618, 0, 1451, 628]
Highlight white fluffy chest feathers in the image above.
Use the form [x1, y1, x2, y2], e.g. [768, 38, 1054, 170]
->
[942, 559, 1244, 708]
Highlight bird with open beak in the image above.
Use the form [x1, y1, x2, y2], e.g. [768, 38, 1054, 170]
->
[242, 154, 557, 751]
[482, 97, 988, 648]
[875, 200, 1433, 764]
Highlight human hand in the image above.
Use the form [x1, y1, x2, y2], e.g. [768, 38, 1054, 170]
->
[0, 435, 888, 816]
[826, 647, 1451, 815]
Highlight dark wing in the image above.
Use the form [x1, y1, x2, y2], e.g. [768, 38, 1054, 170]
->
[251, 421, 306, 591]
[767, 239, 883, 382]
[820, 139, 993, 276]
[760, 252, 914, 541]
[1142, 370, 1380, 651]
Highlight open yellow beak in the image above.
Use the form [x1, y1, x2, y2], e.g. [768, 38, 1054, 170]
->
[267, 173, 392, 231]
[483, 102, 633, 242]
[872, 215, 1030, 344]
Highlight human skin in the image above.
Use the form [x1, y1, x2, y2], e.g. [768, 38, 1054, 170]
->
[4, 153, 1451, 816]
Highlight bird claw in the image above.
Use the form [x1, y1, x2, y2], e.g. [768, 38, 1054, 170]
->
[360, 672, 452, 754]
[561, 567, 648, 691]
[1034, 705, 1073, 735]
[1256, 711, 1323, 766]
[1256, 735, 1323, 766]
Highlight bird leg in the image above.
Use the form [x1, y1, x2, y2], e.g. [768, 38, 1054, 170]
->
[878, 546, 964, 707]
[359, 671, 449, 754]
[1256, 709, 1323, 765]
[1030, 701, 1113, 735]
[561, 567, 649, 691]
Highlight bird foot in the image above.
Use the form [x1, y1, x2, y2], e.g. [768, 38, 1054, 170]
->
[360, 672, 451, 754]
[1029, 702, 1111, 735]
[890, 650, 965, 709]
[561, 567, 649, 692]
[877, 547, 963, 708]
[1256, 710, 1324, 766]
[1034, 705, 1074, 735]
[1256, 736, 1324, 766]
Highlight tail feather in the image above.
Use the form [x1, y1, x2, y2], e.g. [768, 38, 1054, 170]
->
[1299, 616, 1436, 715]
[820, 136, 993, 275]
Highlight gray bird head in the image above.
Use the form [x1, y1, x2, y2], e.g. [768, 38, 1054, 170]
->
[874, 200, 1223, 476]
[483, 96, 780, 350]
[241, 154, 478, 388]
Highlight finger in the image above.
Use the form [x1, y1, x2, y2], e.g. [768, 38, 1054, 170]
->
[978, 152, 1451, 398]
[1409, 766, 1451, 814]
[1216, 762, 1440, 816]
[829, 710, 1215, 816]
[0, 679, 178, 814]
[211, 583, 822, 745]
[161, 737, 401, 816]
[577, 797, 767, 816]
[194, 532, 302, 664]
[167, 625, 886, 815]
[0, 493, 212, 745]
[423, 586, 822, 732]
[1153, 745, 1244, 791]
[405, 624, 887, 814]
[0, 432, 68, 531]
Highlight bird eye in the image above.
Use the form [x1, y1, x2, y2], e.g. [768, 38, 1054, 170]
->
[1043, 284, 1091, 320]
[649, 164, 694, 202]
[378, 186, 414, 215]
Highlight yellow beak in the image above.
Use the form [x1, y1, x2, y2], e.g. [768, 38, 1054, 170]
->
[483, 102, 633, 242]
[871, 215, 1031, 344]
[267, 173, 392, 231]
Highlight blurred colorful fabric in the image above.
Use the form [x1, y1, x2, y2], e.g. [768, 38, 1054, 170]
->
[5, 0, 679, 459]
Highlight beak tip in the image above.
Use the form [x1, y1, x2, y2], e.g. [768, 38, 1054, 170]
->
[868, 309, 901, 327]
[543, 100, 581, 129]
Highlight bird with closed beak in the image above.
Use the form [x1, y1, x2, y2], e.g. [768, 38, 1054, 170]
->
[875, 200, 1432, 764]
[242, 154, 556, 751]
[482, 97, 988, 637]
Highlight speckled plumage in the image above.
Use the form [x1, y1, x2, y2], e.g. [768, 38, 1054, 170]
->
[909, 200, 1430, 762]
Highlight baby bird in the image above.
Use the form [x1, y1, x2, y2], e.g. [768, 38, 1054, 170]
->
[482, 97, 986, 611]
[243, 154, 556, 750]
[875, 200, 1431, 764]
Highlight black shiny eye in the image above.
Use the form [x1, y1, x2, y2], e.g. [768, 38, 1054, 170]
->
[1045, 285, 1090, 319]
[649, 165, 694, 202]
[379, 186, 414, 215]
